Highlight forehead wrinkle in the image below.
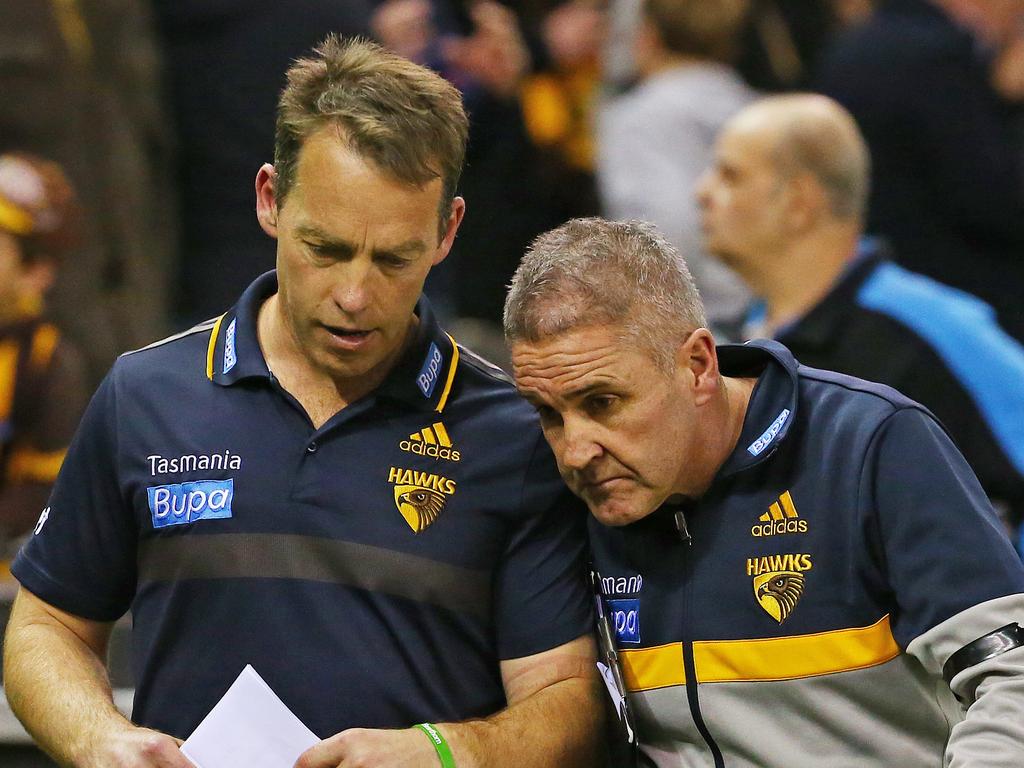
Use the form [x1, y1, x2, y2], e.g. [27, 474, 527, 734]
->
[513, 344, 629, 402]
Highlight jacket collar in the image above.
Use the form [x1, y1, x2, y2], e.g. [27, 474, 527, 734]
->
[715, 339, 800, 478]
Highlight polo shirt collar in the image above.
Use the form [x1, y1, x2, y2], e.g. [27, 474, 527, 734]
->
[375, 295, 460, 414]
[715, 339, 800, 478]
[206, 270, 459, 413]
[207, 271, 275, 385]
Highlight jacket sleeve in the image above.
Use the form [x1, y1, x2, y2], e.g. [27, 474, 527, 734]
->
[867, 406, 1024, 766]
[907, 594, 1024, 768]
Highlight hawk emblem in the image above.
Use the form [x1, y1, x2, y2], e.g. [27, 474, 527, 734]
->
[394, 485, 447, 533]
[753, 570, 805, 623]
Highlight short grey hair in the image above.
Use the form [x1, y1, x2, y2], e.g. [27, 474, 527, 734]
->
[504, 218, 707, 370]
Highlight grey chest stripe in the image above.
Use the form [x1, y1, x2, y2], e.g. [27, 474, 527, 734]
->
[137, 533, 492, 620]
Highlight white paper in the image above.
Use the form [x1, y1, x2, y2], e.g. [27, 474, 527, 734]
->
[596, 661, 634, 743]
[180, 665, 320, 768]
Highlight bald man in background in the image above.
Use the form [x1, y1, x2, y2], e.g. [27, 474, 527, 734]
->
[697, 94, 1024, 550]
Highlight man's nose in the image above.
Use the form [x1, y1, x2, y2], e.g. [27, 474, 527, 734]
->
[560, 416, 602, 471]
[331, 260, 372, 315]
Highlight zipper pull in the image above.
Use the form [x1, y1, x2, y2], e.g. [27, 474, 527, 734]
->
[674, 508, 692, 546]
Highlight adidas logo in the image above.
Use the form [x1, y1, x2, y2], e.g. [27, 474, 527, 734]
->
[400, 422, 461, 462]
[751, 491, 807, 537]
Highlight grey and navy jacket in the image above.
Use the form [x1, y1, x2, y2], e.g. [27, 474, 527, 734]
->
[773, 241, 1024, 546]
[590, 340, 1024, 767]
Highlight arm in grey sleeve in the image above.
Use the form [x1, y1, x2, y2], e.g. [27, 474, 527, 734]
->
[907, 593, 1024, 768]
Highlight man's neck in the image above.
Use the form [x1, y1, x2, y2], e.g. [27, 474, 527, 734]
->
[683, 374, 758, 499]
[638, 51, 707, 80]
[256, 294, 413, 427]
[756, 228, 860, 335]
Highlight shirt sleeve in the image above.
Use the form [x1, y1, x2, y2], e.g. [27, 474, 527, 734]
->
[492, 432, 593, 660]
[11, 365, 137, 621]
[868, 407, 1024, 765]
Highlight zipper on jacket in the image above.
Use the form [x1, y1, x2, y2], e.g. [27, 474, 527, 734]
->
[678, 504, 726, 767]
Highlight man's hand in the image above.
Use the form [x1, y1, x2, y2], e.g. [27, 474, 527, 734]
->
[80, 725, 194, 768]
[294, 727, 438, 768]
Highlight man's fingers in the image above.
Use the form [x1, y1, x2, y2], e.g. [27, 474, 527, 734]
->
[294, 734, 344, 768]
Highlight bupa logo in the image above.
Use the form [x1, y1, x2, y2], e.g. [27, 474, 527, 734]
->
[222, 318, 237, 374]
[747, 408, 791, 456]
[608, 598, 641, 644]
[417, 342, 444, 398]
[147, 479, 234, 528]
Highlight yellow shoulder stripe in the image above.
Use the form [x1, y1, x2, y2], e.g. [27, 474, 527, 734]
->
[621, 615, 899, 692]
[206, 314, 226, 381]
[434, 333, 459, 413]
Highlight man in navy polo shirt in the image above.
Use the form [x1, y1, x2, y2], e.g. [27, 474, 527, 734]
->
[3, 36, 602, 768]
[506, 217, 1024, 767]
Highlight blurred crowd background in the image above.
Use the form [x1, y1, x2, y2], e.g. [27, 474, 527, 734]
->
[3, 0, 1024, 556]
[1, 1, 1024, 762]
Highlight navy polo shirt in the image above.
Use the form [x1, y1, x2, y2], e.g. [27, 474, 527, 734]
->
[13, 271, 592, 739]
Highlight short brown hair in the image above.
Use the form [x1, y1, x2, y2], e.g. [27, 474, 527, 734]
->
[504, 218, 707, 371]
[643, 0, 750, 63]
[274, 35, 469, 236]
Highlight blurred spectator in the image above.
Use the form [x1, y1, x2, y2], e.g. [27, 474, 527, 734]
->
[603, 1, 871, 94]
[374, 0, 595, 357]
[816, 0, 1024, 340]
[597, 0, 755, 339]
[0, 154, 89, 558]
[0, 0, 177, 386]
[736, 0, 867, 91]
[519, 1, 605, 220]
[152, 0, 373, 325]
[697, 94, 1024, 546]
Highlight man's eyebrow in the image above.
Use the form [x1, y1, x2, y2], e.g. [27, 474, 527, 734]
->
[562, 381, 615, 401]
[295, 225, 355, 250]
[294, 226, 426, 258]
[374, 239, 428, 258]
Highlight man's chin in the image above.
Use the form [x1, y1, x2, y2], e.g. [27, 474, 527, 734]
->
[587, 498, 650, 528]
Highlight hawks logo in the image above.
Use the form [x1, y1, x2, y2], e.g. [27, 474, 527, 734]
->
[747, 554, 812, 624]
[387, 466, 457, 533]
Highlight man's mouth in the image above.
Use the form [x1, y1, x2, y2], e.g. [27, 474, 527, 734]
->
[579, 476, 630, 495]
[321, 324, 374, 348]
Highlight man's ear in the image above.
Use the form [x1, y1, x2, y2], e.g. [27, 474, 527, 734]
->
[676, 329, 720, 406]
[432, 196, 466, 267]
[785, 172, 827, 233]
[255, 164, 280, 237]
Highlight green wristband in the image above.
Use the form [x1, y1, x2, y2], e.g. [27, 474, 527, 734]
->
[415, 722, 456, 768]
